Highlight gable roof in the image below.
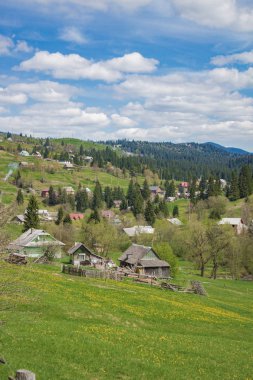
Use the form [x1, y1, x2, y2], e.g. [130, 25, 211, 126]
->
[68, 242, 103, 259]
[7, 228, 65, 250]
[119, 244, 170, 268]
[123, 225, 154, 237]
[168, 218, 183, 226]
[218, 218, 243, 226]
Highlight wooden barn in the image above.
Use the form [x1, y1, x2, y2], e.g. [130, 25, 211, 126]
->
[68, 242, 104, 266]
[119, 244, 170, 278]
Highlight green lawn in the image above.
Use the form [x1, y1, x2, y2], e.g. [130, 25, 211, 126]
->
[0, 261, 252, 380]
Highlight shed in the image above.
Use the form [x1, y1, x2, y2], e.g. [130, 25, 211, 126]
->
[68, 242, 104, 266]
[119, 244, 170, 278]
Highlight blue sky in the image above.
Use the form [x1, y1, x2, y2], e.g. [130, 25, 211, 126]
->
[0, 0, 253, 150]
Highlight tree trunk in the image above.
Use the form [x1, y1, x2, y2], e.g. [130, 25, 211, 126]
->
[200, 262, 205, 277]
[15, 370, 36, 380]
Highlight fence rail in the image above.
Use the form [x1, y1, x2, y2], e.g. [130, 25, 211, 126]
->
[62, 265, 123, 281]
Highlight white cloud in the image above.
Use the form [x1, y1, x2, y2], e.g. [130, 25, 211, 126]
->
[7, 81, 79, 103]
[171, 0, 253, 32]
[0, 87, 27, 104]
[212, 50, 253, 66]
[0, 34, 33, 56]
[59, 27, 88, 44]
[17, 51, 159, 82]
[111, 113, 136, 127]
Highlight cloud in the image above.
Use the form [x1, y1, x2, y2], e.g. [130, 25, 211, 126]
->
[0, 87, 27, 104]
[171, 0, 253, 32]
[212, 50, 253, 66]
[59, 27, 88, 44]
[111, 113, 136, 127]
[0, 34, 33, 56]
[16, 51, 159, 82]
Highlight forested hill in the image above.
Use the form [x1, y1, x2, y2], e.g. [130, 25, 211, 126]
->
[102, 140, 253, 180]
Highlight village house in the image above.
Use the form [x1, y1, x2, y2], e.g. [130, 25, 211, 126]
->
[113, 200, 122, 208]
[7, 228, 65, 258]
[101, 210, 115, 220]
[218, 218, 247, 235]
[19, 150, 30, 157]
[62, 186, 75, 196]
[168, 218, 183, 226]
[68, 242, 104, 266]
[123, 225, 155, 237]
[41, 189, 50, 198]
[149, 186, 165, 199]
[178, 182, 189, 197]
[119, 244, 170, 278]
[32, 151, 42, 158]
[63, 162, 74, 170]
[69, 213, 84, 221]
[84, 156, 93, 163]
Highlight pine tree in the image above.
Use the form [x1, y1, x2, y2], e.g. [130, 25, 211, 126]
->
[89, 209, 100, 223]
[229, 172, 240, 201]
[132, 183, 144, 216]
[207, 176, 215, 198]
[63, 213, 72, 224]
[239, 165, 253, 198]
[75, 189, 89, 212]
[144, 200, 156, 226]
[79, 144, 84, 156]
[165, 180, 176, 197]
[16, 189, 24, 205]
[48, 185, 57, 206]
[104, 186, 113, 208]
[23, 195, 40, 232]
[120, 196, 128, 210]
[92, 181, 103, 210]
[142, 179, 151, 200]
[172, 205, 179, 217]
[198, 178, 206, 200]
[189, 178, 197, 204]
[127, 179, 135, 207]
[55, 207, 64, 225]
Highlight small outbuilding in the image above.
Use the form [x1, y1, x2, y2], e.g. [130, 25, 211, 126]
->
[119, 244, 170, 278]
[68, 242, 104, 266]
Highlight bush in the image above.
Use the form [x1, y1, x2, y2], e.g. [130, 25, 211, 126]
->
[153, 242, 178, 277]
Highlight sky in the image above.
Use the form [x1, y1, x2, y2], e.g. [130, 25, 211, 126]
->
[0, 0, 253, 150]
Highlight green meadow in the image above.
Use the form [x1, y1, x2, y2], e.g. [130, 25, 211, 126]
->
[0, 261, 252, 380]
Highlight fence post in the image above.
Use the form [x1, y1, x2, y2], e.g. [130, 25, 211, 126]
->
[15, 369, 36, 380]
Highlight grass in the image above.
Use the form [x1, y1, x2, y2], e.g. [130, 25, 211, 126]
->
[0, 261, 252, 380]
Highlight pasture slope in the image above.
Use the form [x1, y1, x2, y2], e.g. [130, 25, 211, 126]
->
[0, 262, 253, 380]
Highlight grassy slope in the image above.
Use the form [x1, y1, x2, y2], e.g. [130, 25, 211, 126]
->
[0, 262, 252, 380]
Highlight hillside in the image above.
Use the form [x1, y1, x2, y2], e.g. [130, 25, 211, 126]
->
[0, 261, 252, 380]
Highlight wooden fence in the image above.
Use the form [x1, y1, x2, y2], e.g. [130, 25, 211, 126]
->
[62, 265, 123, 281]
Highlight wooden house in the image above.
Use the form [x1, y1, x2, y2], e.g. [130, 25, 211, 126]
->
[119, 244, 170, 278]
[68, 242, 104, 266]
[7, 228, 65, 258]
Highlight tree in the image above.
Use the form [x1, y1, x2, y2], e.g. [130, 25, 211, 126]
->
[239, 165, 253, 198]
[153, 242, 178, 277]
[229, 171, 240, 201]
[189, 178, 197, 204]
[165, 180, 176, 197]
[142, 179, 151, 200]
[132, 183, 144, 217]
[79, 144, 84, 156]
[172, 205, 179, 217]
[48, 185, 57, 206]
[104, 186, 113, 208]
[63, 213, 72, 225]
[127, 179, 135, 207]
[207, 225, 232, 279]
[55, 207, 64, 225]
[88, 209, 100, 223]
[198, 178, 206, 200]
[76, 189, 89, 212]
[92, 181, 103, 210]
[16, 189, 24, 205]
[186, 223, 210, 277]
[144, 200, 156, 226]
[23, 195, 40, 231]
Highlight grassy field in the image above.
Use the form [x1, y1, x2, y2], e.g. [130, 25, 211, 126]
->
[0, 261, 252, 380]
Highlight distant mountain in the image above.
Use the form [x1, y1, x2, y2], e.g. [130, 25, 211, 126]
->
[205, 142, 251, 155]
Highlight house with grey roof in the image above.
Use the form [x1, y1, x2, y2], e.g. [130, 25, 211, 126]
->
[119, 244, 170, 278]
[218, 218, 247, 235]
[68, 242, 104, 266]
[7, 228, 65, 258]
[123, 225, 155, 237]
